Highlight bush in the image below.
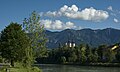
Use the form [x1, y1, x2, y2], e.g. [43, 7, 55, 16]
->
[32, 67, 42, 72]
[59, 56, 66, 64]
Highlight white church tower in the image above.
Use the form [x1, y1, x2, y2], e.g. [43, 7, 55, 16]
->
[65, 40, 76, 48]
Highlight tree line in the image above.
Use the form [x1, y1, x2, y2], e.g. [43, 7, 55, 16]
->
[36, 43, 120, 64]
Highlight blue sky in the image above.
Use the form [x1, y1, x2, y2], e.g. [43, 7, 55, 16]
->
[0, 0, 120, 31]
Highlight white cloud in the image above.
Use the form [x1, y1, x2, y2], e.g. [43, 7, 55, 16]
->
[113, 18, 119, 23]
[42, 5, 109, 22]
[41, 19, 52, 29]
[52, 20, 63, 30]
[40, 19, 80, 30]
[107, 6, 113, 11]
[45, 11, 62, 17]
[60, 5, 78, 12]
[65, 21, 76, 29]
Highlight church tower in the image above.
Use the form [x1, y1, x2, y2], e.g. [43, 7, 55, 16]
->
[65, 34, 76, 48]
[65, 40, 76, 48]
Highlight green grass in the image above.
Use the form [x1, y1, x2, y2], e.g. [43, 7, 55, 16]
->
[0, 63, 42, 72]
[0, 67, 42, 72]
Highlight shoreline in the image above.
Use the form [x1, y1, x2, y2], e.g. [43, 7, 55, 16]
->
[64, 63, 120, 67]
[35, 63, 120, 67]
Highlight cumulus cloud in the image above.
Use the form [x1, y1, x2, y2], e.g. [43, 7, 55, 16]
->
[107, 6, 113, 11]
[65, 21, 77, 29]
[40, 19, 79, 30]
[113, 18, 119, 23]
[42, 5, 109, 22]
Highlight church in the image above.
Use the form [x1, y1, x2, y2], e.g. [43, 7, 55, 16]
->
[65, 40, 76, 48]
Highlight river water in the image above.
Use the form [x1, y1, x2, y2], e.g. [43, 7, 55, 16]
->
[37, 64, 120, 72]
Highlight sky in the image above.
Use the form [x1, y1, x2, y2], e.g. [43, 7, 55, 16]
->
[0, 0, 120, 31]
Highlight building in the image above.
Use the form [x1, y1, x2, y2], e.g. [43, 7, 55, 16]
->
[65, 40, 76, 48]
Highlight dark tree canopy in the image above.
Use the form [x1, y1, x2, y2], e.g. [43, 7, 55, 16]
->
[0, 23, 31, 67]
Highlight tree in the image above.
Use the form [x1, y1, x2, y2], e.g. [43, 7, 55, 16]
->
[97, 45, 107, 62]
[92, 49, 98, 62]
[104, 49, 114, 62]
[85, 44, 91, 57]
[116, 50, 120, 62]
[85, 44, 92, 63]
[68, 52, 77, 62]
[23, 11, 47, 58]
[79, 45, 87, 64]
[80, 51, 87, 64]
[59, 56, 66, 64]
[0, 23, 31, 67]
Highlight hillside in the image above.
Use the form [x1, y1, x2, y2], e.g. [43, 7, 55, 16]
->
[45, 28, 120, 48]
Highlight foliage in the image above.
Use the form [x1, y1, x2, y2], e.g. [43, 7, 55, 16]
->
[79, 51, 87, 64]
[104, 49, 114, 62]
[0, 23, 31, 67]
[23, 11, 47, 58]
[36, 43, 120, 64]
[59, 56, 66, 64]
[68, 52, 77, 62]
[97, 45, 107, 62]
[0, 56, 4, 63]
[116, 50, 120, 62]
[92, 49, 98, 62]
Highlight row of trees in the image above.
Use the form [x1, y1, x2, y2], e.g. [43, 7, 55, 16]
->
[36, 44, 120, 64]
[0, 11, 47, 67]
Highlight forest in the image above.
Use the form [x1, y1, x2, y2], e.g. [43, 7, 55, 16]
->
[36, 43, 120, 66]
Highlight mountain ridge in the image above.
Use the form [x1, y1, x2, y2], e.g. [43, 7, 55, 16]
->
[45, 28, 120, 48]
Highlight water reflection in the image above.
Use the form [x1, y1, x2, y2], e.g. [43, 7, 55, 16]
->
[37, 64, 120, 72]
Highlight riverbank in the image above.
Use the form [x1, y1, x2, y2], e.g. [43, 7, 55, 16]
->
[63, 63, 120, 67]
[0, 63, 42, 72]
[36, 63, 120, 67]
[0, 67, 42, 72]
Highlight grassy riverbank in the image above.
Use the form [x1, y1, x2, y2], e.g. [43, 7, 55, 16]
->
[0, 67, 42, 72]
[0, 63, 42, 72]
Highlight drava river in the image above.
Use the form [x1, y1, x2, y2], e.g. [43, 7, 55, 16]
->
[36, 64, 120, 72]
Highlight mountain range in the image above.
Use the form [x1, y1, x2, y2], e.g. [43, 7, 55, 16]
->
[45, 28, 120, 48]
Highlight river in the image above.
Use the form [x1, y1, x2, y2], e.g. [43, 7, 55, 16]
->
[37, 64, 120, 72]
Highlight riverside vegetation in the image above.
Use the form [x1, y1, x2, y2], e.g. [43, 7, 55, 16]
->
[36, 43, 120, 66]
[0, 11, 47, 72]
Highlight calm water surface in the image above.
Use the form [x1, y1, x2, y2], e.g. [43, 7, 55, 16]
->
[37, 64, 120, 72]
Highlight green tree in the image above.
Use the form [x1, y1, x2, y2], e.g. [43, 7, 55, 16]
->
[79, 45, 87, 64]
[97, 45, 107, 62]
[85, 44, 93, 63]
[104, 49, 114, 62]
[59, 56, 66, 64]
[23, 11, 47, 58]
[92, 49, 98, 62]
[85, 44, 91, 57]
[0, 23, 31, 67]
[116, 50, 120, 62]
[80, 51, 87, 64]
[68, 52, 77, 62]
[87, 53, 94, 63]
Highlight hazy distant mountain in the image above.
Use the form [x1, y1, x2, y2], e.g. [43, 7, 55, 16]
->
[45, 28, 120, 48]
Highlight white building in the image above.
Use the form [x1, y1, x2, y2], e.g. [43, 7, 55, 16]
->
[65, 40, 76, 48]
